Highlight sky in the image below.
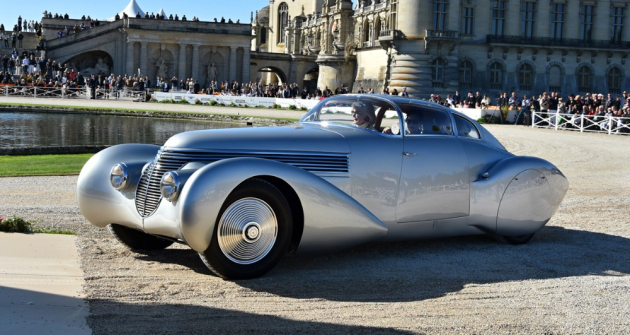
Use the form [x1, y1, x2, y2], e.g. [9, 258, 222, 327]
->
[0, 0, 268, 28]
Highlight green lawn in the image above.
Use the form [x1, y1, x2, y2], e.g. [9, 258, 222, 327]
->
[0, 154, 93, 177]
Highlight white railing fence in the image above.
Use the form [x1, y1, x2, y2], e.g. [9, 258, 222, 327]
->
[531, 111, 630, 135]
[0, 86, 146, 101]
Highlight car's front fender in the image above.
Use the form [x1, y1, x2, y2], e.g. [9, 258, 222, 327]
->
[178, 157, 388, 254]
[77, 144, 161, 229]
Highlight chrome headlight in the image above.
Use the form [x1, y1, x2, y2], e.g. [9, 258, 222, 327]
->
[110, 163, 128, 190]
[160, 171, 180, 202]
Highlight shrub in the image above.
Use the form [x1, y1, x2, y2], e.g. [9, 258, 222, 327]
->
[289, 105, 297, 110]
[272, 104, 281, 109]
[177, 99, 189, 104]
[300, 106, 308, 111]
[210, 100, 218, 106]
[229, 102, 237, 107]
[195, 100, 203, 105]
[0, 216, 33, 233]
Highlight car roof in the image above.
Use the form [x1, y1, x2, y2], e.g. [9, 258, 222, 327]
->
[343, 94, 450, 109]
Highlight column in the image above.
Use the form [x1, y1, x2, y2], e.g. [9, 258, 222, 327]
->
[192, 44, 200, 80]
[178, 43, 186, 79]
[229, 46, 237, 81]
[242, 47, 251, 83]
[397, 0, 425, 38]
[126, 40, 135, 75]
[140, 42, 148, 76]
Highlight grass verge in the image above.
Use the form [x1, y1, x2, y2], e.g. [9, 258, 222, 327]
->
[0, 154, 93, 177]
[0, 216, 75, 235]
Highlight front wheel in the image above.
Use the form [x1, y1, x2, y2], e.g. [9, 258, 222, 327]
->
[199, 178, 293, 280]
[108, 224, 174, 250]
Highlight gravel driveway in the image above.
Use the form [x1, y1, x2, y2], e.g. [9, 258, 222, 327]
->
[1, 125, 629, 334]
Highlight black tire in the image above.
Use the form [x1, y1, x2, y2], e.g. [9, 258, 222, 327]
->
[502, 233, 535, 245]
[199, 178, 293, 280]
[108, 224, 174, 250]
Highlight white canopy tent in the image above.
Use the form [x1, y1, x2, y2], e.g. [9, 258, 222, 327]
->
[157, 8, 167, 19]
[108, 0, 145, 21]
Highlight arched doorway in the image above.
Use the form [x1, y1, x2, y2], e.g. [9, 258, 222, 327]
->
[257, 66, 287, 85]
[303, 67, 319, 93]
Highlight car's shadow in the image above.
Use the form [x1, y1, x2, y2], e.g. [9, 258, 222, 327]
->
[137, 226, 630, 303]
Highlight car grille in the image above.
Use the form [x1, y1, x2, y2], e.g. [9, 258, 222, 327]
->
[135, 148, 349, 218]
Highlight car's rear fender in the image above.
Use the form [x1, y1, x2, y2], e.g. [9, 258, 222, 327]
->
[177, 157, 388, 254]
[469, 156, 568, 235]
[77, 144, 161, 229]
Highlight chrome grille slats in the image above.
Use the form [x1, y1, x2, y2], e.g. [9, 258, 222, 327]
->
[135, 148, 349, 218]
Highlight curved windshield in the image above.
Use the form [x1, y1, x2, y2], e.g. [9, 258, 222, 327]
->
[300, 96, 401, 133]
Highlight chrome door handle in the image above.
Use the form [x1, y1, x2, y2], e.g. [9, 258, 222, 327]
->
[403, 152, 417, 157]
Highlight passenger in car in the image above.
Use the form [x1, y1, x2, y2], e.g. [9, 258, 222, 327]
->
[351, 102, 376, 130]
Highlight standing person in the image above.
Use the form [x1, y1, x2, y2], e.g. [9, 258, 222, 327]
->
[539, 92, 549, 126]
[88, 74, 97, 99]
[18, 16, 22, 31]
[549, 92, 559, 125]
[17, 32, 23, 48]
[474, 91, 483, 108]
[508, 92, 519, 110]
[2, 31, 8, 47]
[453, 90, 461, 107]
[11, 32, 16, 48]
[515, 95, 530, 125]
[401, 87, 409, 97]
[530, 94, 540, 126]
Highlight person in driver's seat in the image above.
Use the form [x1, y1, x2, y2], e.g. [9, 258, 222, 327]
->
[351, 102, 375, 130]
[405, 112, 425, 134]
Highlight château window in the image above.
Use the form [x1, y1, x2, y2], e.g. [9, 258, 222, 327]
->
[491, 0, 507, 36]
[521, 2, 535, 38]
[551, 3, 565, 39]
[278, 3, 288, 44]
[433, 0, 448, 30]
[580, 5, 595, 42]
[607, 67, 623, 94]
[518, 63, 533, 91]
[611, 6, 624, 44]
[461, 7, 474, 35]
[260, 28, 267, 44]
[548, 65, 562, 93]
[489, 62, 504, 90]
[431, 58, 445, 88]
[459, 60, 473, 89]
[577, 66, 592, 92]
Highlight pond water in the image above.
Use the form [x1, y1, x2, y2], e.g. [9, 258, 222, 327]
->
[0, 111, 246, 148]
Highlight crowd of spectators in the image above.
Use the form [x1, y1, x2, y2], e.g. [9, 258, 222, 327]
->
[417, 89, 630, 132]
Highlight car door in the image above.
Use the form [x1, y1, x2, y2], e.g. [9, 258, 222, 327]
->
[396, 104, 470, 223]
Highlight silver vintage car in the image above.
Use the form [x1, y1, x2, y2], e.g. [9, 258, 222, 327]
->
[77, 95, 568, 279]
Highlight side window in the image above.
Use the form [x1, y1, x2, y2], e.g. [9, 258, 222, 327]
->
[454, 115, 480, 139]
[400, 104, 453, 136]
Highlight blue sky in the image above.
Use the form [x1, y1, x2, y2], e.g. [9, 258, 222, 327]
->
[0, 0, 268, 28]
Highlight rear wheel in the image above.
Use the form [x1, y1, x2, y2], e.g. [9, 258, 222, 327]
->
[199, 178, 292, 279]
[108, 224, 174, 250]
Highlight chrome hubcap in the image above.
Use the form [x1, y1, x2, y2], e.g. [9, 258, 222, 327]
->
[217, 198, 277, 265]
